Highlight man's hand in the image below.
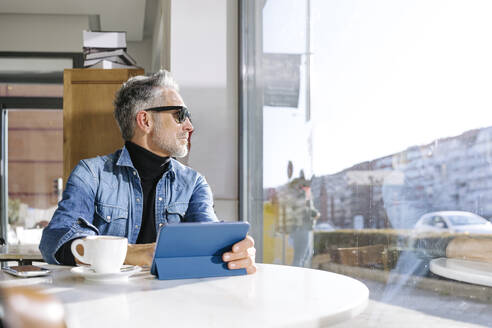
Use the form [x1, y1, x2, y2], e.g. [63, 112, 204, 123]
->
[222, 235, 257, 274]
[125, 243, 156, 266]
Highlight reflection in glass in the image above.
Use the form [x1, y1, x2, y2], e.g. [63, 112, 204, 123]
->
[7, 110, 62, 245]
[257, 0, 492, 325]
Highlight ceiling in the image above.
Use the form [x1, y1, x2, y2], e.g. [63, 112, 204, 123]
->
[0, 0, 157, 41]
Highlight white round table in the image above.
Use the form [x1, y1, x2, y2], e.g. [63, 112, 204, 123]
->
[430, 257, 492, 287]
[4, 263, 369, 328]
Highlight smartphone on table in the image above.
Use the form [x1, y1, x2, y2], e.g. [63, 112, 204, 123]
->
[2, 265, 50, 278]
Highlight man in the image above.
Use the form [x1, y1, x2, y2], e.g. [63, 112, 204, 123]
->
[277, 173, 319, 267]
[39, 70, 256, 274]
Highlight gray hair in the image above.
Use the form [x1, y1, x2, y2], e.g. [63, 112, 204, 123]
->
[113, 69, 179, 141]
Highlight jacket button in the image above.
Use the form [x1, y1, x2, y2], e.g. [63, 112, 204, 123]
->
[158, 197, 162, 201]
[159, 223, 164, 228]
[106, 216, 111, 220]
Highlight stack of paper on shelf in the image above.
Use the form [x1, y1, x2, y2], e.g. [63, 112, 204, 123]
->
[82, 31, 139, 69]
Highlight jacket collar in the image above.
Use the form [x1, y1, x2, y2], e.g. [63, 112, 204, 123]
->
[116, 145, 176, 180]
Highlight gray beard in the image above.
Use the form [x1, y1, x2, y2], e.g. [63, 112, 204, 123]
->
[151, 125, 188, 158]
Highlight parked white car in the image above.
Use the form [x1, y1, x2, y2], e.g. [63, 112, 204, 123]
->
[414, 211, 492, 234]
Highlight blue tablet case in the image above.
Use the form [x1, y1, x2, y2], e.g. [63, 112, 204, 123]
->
[151, 222, 250, 280]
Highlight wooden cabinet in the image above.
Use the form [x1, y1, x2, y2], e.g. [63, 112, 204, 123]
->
[63, 68, 144, 183]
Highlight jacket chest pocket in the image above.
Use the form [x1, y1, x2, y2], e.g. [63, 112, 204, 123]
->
[165, 203, 188, 224]
[95, 204, 129, 236]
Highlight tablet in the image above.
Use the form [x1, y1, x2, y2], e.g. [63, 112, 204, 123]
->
[151, 221, 250, 280]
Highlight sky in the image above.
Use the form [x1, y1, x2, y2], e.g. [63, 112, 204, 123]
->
[263, 0, 492, 187]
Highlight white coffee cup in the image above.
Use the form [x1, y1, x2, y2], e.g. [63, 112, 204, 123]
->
[71, 236, 128, 274]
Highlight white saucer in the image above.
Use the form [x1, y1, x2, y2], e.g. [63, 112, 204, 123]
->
[71, 265, 141, 282]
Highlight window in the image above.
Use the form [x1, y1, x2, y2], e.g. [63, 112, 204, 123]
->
[0, 52, 81, 245]
[431, 216, 447, 229]
[240, 0, 492, 325]
[3, 107, 63, 245]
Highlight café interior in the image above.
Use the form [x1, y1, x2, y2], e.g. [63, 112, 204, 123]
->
[1, 0, 492, 327]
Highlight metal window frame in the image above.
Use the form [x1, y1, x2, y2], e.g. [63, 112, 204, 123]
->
[0, 106, 7, 245]
[239, 0, 264, 262]
[0, 51, 83, 84]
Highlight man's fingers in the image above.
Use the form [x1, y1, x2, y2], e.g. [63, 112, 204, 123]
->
[223, 250, 246, 262]
[227, 257, 253, 270]
[246, 263, 257, 275]
[223, 247, 256, 262]
[227, 257, 257, 274]
[232, 235, 255, 253]
[247, 247, 256, 256]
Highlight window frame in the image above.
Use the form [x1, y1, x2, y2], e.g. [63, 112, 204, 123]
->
[239, 0, 265, 262]
[0, 51, 83, 83]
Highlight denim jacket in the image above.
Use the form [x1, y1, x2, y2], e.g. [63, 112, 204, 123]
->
[39, 146, 218, 264]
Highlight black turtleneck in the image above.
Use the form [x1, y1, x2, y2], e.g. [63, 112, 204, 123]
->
[125, 141, 170, 244]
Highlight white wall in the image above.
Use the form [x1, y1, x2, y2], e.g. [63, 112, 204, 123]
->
[169, 0, 239, 221]
[0, 14, 89, 52]
[127, 39, 153, 73]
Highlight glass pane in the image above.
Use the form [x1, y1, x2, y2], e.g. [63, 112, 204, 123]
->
[258, 0, 492, 325]
[7, 109, 62, 245]
[0, 58, 73, 73]
[262, 0, 312, 266]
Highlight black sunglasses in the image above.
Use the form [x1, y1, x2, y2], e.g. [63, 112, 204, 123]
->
[143, 105, 192, 124]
